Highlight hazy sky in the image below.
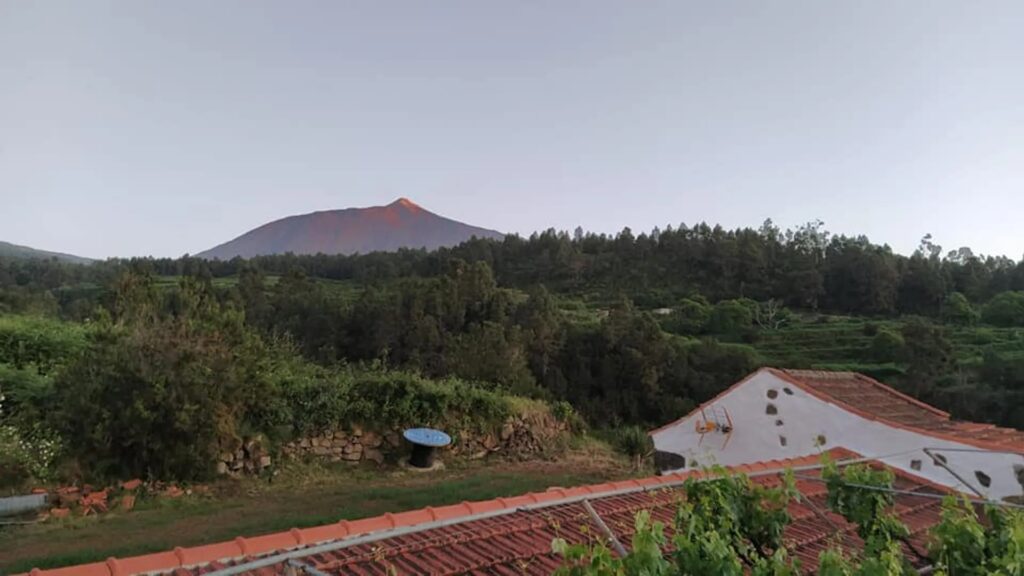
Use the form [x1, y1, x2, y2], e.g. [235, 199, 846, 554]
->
[2, 1, 1022, 259]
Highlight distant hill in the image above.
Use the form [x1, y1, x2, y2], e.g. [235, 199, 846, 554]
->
[197, 198, 504, 260]
[0, 240, 93, 264]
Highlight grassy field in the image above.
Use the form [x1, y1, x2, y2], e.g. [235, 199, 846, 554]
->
[0, 442, 631, 574]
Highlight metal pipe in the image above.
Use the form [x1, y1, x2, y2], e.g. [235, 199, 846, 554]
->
[922, 448, 985, 498]
[922, 447, 1024, 455]
[582, 499, 627, 557]
[287, 559, 331, 576]
[791, 474, 1024, 510]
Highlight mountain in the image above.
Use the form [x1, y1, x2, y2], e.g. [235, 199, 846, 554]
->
[0, 240, 93, 264]
[197, 198, 504, 259]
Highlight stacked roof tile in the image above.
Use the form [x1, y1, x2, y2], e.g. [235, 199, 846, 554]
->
[25, 449, 958, 576]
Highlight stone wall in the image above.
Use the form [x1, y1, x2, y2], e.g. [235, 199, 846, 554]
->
[216, 407, 569, 475]
[277, 412, 567, 467]
[279, 425, 393, 466]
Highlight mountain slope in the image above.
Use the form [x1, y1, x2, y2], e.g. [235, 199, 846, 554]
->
[197, 198, 504, 259]
[0, 241, 93, 264]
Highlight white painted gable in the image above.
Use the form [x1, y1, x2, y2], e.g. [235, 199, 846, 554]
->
[651, 368, 1024, 500]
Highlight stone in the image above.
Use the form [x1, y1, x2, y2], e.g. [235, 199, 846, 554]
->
[361, 432, 383, 448]
[351, 424, 363, 437]
[342, 450, 361, 461]
[334, 430, 348, 440]
[299, 438, 311, 448]
[311, 437, 320, 447]
[216, 461, 229, 475]
[220, 452, 235, 463]
[481, 434, 499, 451]
[120, 494, 136, 512]
[385, 431, 401, 447]
[500, 423, 515, 441]
[259, 455, 272, 468]
[121, 478, 143, 491]
[363, 448, 384, 465]
[314, 446, 330, 456]
[235, 449, 245, 461]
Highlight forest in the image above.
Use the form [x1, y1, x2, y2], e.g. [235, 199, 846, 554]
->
[2, 221, 1024, 484]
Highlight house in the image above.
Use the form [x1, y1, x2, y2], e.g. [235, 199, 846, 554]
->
[650, 368, 1024, 501]
[23, 448, 959, 576]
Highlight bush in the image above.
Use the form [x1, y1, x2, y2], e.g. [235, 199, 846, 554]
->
[870, 329, 905, 363]
[0, 315, 87, 373]
[284, 368, 513, 436]
[0, 384, 61, 488]
[51, 280, 275, 480]
[982, 292, 1024, 327]
[616, 425, 654, 470]
[0, 424, 61, 488]
[941, 292, 978, 326]
[0, 362, 55, 427]
[707, 300, 754, 338]
[552, 400, 587, 432]
[666, 298, 711, 335]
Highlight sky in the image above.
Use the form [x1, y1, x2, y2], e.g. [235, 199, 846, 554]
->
[1, 1, 1022, 260]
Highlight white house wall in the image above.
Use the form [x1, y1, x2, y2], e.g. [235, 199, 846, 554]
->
[651, 370, 1024, 500]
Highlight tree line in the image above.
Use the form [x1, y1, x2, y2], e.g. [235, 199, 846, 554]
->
[5, 221, 1024, 319]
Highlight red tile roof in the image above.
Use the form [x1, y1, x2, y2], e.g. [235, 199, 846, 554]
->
[771, 369, 1024, 452]
[24, 448, 958, 576]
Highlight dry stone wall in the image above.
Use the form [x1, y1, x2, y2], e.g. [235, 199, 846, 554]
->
[217, 408, 568, 475]
[268, 414, 564, 470]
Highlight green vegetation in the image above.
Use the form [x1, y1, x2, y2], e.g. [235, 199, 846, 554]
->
[553, 458, 1024, 575]
[0, 273, 525, 486]
[2, 220, 1024, 487]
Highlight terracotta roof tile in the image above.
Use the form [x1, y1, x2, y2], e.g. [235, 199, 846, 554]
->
[771, 368, 1024, 452]
[23, 448, 963, 576]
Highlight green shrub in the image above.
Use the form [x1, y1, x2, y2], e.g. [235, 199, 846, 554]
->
[285, 368, 513, 436]
[870, 329, 905, 363]
[552, 400, 587, 432]
[0, 423, 61, 488]
[667, 298, 711, 335]
[982, 292, 1024, 327]
[616, 425, 654, 470]
[51, 279, 275, 480]
[707, 300, 754, 338]
[941, 292, 978, 326]
[0, 315, 87, 373]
